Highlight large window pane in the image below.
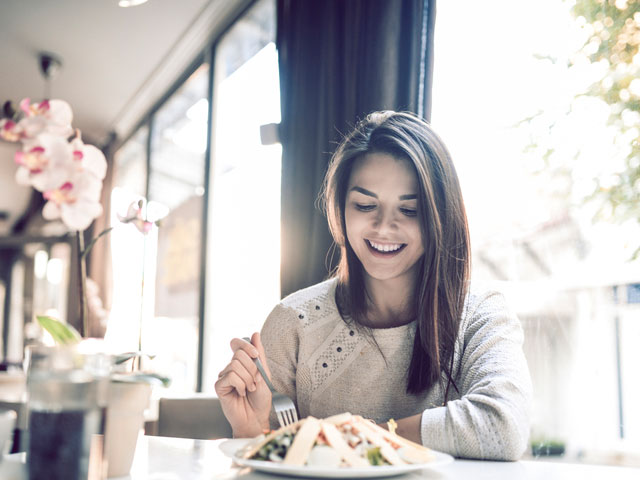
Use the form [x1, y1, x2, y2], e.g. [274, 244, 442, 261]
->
[107, 126, 148, 354]
[147, 64, 209, 393]
[202, 0, 280, 390]
[433, 0, 640, 464]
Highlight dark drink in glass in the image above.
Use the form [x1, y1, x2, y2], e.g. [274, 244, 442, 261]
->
[25, 346, 109, 480]
[28, 407, 106, 480]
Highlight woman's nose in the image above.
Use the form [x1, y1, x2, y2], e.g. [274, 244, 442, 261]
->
[373, 207, 397, 232]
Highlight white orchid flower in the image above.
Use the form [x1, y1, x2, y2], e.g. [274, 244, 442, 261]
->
[18, 98, 73, 139]
[117, 199, 154, 234]
[70, 136, 107, 181]
[36, 133, 107, 231]
[14, 133, 75, 192]
[42, 172, 104, 231]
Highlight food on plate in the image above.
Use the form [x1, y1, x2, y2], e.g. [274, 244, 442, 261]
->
[239, 412, 434, 467]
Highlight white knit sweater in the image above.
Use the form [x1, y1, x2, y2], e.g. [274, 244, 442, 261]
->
[261, 277, 532, 460]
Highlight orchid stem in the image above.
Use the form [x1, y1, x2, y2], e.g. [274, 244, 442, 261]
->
[81, 226, 114, 261]
[136, 234, 147, 371]
[77, 231, 88, 337]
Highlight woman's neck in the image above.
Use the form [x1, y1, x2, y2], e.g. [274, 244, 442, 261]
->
[363, 271, 417, 328]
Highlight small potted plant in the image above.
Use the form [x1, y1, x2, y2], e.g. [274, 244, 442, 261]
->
[530, 437, 566, 457]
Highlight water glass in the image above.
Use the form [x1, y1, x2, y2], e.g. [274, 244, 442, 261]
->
[25, 345, 110, 480]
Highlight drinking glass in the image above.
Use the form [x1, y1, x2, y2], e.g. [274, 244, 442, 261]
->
[25, 345, 109, 480]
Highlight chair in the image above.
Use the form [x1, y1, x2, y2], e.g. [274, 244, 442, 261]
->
[156, 395, 233, 440]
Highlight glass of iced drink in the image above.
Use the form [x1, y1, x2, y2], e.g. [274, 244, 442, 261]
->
[25, 345, 109, 480]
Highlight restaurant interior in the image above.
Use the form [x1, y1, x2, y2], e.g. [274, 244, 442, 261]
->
[0, 0, 639, 476]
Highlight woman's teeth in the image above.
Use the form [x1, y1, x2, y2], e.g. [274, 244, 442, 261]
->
[368, 240, 403, 253]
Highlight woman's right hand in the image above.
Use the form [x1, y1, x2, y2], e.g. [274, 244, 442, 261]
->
[214, 332, 272, 438]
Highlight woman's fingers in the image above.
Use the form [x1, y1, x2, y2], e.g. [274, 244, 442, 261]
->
[215, 370, 249, 397]
[216, 334, 269, 396]
[217, 349, 257, 377]
[230, 337, 259, 359]
[233, 349, 259, 377]
[218, 358, 257, 391]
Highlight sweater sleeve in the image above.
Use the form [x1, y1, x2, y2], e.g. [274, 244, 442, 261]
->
[420, 291, 532, 460]
[260, 303, 300, 429]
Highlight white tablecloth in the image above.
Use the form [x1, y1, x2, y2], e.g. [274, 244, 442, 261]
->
[1, 435, 639, 479]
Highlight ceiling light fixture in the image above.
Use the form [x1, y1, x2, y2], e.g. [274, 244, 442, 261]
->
[39, 52, 63, 80]
[38, 52, 63, 99]
[118, 0, 149, 7]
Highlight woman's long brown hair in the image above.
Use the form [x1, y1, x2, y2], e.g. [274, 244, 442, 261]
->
[322, 111, 471, 396]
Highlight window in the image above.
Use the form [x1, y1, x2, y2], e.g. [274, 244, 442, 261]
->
[110, 64, 210, 393]
[202, 0, 281, 390]
[108, 126, 148, 349]
[433, 0, 640, 462]
[147, 64, 210, 393]
[108, 0, 280, 395]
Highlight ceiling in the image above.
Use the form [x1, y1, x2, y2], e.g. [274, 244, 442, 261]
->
[0, 0, 249, 235]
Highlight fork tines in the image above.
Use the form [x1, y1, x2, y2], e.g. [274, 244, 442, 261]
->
[276, 408, 298, 427]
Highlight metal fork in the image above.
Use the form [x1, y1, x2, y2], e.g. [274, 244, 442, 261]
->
[242, 337, 299, 427]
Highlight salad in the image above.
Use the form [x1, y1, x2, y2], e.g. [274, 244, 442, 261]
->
[240, 412, 434, 468]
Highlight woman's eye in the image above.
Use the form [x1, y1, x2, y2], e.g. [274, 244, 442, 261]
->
[400, 207, 417, 217]
[355, 203, 376, 212]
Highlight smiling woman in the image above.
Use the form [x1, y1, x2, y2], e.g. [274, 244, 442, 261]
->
[214, 111, 533, 461]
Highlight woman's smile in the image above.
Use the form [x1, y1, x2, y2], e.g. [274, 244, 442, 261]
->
[365, 239, 407, 256]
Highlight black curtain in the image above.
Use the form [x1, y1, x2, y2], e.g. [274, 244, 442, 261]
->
[277, 0, 436, 298]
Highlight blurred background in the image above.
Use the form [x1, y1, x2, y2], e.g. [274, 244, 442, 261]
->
[0, 0, 638, 466]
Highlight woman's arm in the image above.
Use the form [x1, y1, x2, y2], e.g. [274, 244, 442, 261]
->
[417, 292, 532, 460]
[378, 413, 423, 444]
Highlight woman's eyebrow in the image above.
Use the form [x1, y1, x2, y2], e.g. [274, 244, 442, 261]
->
[349, 186, 417, 200]
[350, 186, 377, 198]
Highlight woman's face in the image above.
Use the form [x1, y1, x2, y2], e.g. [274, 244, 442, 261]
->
[344, 152, 424, 284]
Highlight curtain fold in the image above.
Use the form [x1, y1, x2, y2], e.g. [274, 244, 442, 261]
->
[277, 0, 436, 297]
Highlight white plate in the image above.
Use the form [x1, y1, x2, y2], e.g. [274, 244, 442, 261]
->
[219, 438, 454, 478]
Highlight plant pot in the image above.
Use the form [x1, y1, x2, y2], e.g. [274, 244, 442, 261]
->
[104, 381, 151, 478]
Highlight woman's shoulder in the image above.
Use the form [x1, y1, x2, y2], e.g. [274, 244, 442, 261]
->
[265, 277, 340, 326]
[279, 277, 338, 310]
[464, 287, 511, 316]
[461, 285, 520, 327]
[460, 284, 522, 339]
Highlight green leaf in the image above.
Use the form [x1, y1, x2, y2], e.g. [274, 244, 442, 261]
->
[111, 372, 171, 387]
[114, 351, 156, 365]
[36, 316, 82, 345]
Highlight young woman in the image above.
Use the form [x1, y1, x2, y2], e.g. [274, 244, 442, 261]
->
[215, 111, 532, 461]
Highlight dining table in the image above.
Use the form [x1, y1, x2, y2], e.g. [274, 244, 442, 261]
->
[1, 434, 639, 480]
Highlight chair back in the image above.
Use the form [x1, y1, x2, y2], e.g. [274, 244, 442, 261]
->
[157, 395, 232, 439]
